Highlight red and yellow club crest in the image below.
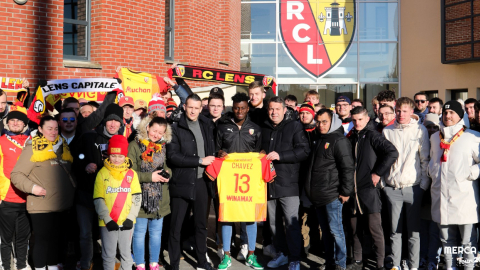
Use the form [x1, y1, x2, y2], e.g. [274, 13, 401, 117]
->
[175, 66, 186, 77]
[280, 0, 356, 78]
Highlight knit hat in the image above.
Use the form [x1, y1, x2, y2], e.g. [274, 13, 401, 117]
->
[134, 99, 147, 110]
[166, 98, 178, 112]
[423, 113, 440, 127]
[299, 102, 315, 116]
[108, 135, 128, 156]
[7, 104, 28, 124]
[210, 87, 224, 96]
[119, 96, 134, 108]
[336, 96, 351, 105]
[443, 100, 464, 119]
[148, 95, 166, 114]
[104, 103, 124, 124]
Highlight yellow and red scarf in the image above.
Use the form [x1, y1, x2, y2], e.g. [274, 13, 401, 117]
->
[439, 126, 466, 162]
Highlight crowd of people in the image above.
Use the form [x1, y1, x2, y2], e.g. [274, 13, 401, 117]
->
[0, 76, 480, 270]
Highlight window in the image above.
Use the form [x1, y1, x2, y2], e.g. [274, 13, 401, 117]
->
[165, 0, 174, 61]
[63, 0, 90, 60]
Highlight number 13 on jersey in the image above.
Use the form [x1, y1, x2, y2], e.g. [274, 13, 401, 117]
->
[206, 153, 276, 222]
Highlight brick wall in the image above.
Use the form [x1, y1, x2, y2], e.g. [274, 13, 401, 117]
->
[0, 0, 241, 100]
[443, 0, 480, 62]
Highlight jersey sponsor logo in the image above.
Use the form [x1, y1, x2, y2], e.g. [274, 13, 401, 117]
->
[226, 195, 253, 202]
[280, 0, 356, 78]
[106, 186, 132, 194]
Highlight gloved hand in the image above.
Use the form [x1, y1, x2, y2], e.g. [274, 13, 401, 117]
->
[105, 220, 119, 232]
[121, 219, 133, 231]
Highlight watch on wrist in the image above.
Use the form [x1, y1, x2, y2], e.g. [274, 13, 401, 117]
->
[199, 158, 203, 165]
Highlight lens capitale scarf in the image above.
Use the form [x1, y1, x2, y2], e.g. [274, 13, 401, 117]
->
[30, 135, 73, 163]
[137, 137, 166, 214]
[439, 126, 466, 162]
[103, 157, 132, 180]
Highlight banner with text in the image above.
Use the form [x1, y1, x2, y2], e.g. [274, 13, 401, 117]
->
[32, 78, 122, 114]
[169, 65, 277, 94]
[0, 77, 27, 93]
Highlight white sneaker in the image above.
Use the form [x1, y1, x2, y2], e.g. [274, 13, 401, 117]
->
[267, 252, 288, 268]
[263, 244, 276, 258]
[236, 244, 248, 261]
[217, 247, 225, 260]
[288, 261, 301, 270]
[401, 260, 409, 270]
[206, 252, 211, 263]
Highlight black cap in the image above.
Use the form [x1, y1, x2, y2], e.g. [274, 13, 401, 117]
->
[210, 87, 224, 96]
[104, 103, 124, 125]
[443, 100, 465, 119]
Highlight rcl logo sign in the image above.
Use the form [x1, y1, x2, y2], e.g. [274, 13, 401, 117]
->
[279, 0, 356, 78]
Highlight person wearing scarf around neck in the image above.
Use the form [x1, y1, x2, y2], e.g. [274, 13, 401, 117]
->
[428, 100, 480, 270]
[93, 135, 141, 270]
[10, 115, 75, 270]
[0, 104, 31, 270]
[127, 116, 171, 270]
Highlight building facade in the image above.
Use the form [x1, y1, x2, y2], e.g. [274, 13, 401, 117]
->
[0, 0, 241, 100]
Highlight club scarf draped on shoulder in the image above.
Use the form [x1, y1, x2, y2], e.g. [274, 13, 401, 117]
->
[30, 135, 73, 163]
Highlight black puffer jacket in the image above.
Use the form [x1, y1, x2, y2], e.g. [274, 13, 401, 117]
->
[261, 118, 310, 199]
[248, 100, 268, 126]
[304, 115, 354, 207]
[348, 122, 398, 214]
[74, 124, 122, 208]
[216, 113, 262, 153]
[166, 113, 216, 200]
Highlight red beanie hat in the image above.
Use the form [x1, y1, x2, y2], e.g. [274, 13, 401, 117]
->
[108, 135, 129, 156]
[299, 102, 315, 116]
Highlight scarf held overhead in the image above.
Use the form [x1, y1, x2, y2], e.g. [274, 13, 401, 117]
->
[168, 65, 277, 94]
[30, 78, 123, 115]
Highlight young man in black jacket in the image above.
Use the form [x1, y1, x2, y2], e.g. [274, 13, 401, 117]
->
[166, 94, 216, 270]
[215, 92, 263, 269]
[261, 96, 310, 270]
[347, 106, 398, 270]
[305, 109, 354, 270]
[74, 103, 125, 270]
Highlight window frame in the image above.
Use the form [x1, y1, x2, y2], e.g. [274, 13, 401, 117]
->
[165, 0, 175, 61]
[63, 0, 91, 61]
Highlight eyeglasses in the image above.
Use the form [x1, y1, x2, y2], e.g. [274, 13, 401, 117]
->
[61, 117, 76, 123]
[415, 100, 427, 104]
[378, 112, 394, 118]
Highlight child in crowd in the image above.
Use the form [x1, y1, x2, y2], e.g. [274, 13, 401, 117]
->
[93, 135, 142, 270]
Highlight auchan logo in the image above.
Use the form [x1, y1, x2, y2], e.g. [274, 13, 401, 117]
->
[280, 0, 356, 78]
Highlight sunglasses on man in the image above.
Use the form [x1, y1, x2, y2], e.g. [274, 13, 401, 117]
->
[61, 117, 76, 123]
[415, 100, 427, 104]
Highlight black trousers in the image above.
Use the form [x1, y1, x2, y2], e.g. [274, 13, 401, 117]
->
[350, 212, 385, 268]
[168, 178, 209, 268]
[0, 201, 30, 270]
[30, 212, 67, 268]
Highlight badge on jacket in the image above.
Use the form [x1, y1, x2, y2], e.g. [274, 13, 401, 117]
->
[249, 129, 254, 135]
[325, 143, 330, 149]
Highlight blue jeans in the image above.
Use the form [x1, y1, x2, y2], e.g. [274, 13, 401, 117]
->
[133, 218, 164, 265]
[222, 222, 256, 252]
[316, 199, 347, 269]
[420, 219, 442, 264]
[76, 204, 97, 270]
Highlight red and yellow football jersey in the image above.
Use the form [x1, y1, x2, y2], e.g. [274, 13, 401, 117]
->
[116, 68, 163, 103]
[206, 153, 276, 222]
